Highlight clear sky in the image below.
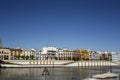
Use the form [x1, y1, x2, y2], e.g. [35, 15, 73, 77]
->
[0, 0, 120, 51]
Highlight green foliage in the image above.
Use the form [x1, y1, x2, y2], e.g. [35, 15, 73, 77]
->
[55, 57, 57, 60]
[30, 55, 34, 60]
[68, 57, 71, 60]
[16, 55, 20, 60]
[21, 55, 25, 60]
[72, 57, 79, 61]
[80, 50, 89, 60]
[26, 55, 29, 60]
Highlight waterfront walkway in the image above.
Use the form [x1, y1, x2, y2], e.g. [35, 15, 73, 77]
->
[66, 61, 118, 66]
[1, 60, 119, 68]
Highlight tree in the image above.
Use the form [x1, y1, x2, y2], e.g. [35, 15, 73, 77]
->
[30, 55, 34, 60]
[16, 55, 20, 60]
[26, 55, 29, 60]
[21, 55, 25, 60]
[81, 50, 89, 60]
[68, 57, 71, 60]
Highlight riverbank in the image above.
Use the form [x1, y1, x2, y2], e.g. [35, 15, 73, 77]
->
[66, 61, 118, 66]
[1, 60, 119, 68]
[1, 64, 63, 68]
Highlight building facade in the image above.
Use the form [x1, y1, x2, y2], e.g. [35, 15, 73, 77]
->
[21, 49, 36, 60]
[63, 50, 73, 60]
[57, 49, 64, 60]
[10, 48, 22, 60]
[0, 48, 11, 60]
[35, 49, 41, 60]
[41, 47, 58, 60]
[111, 52, 119, 62]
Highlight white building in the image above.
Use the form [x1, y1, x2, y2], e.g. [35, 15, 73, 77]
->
[57, 49, 64, 60]
[41, 46, 58, 60]
[21, 48, 36, 60]
[63, 50, 73, 60]
[40, 47, 73, 60]
[35, 49, 42, 60]
[89, 51, 100, 60]
[111, 52, 119, 62]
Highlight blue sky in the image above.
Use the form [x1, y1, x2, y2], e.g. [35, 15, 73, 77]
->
[0, 0, 120, 51]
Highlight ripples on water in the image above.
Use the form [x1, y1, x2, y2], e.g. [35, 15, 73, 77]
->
[0, 66, 120, 80]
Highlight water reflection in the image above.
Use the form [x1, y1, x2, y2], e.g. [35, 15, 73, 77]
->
[0, 66, 120, 80]
[41, 67, 50, 80]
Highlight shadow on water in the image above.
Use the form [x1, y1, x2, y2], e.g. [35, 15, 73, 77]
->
[0, 66, 120, 80]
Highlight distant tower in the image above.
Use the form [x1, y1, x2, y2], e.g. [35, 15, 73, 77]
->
[0, 38, 2, 48]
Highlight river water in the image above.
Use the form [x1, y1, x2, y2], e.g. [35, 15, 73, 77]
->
[0, 66, 120, 80]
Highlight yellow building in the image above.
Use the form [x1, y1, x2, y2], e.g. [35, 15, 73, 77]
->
[10, 48, 22, 60]
[74, 49, 90, 60]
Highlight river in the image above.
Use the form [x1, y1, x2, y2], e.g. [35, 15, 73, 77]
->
[0, 66, 120, 80]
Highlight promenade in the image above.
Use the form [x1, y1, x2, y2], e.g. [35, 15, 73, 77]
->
[1, 60, 119, 68]
[66, 61, 118, 66]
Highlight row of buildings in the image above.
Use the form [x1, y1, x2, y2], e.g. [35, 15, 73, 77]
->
[0, 39, 119, 61]
[0, 46, 119, 61]
[0, 48, 35, 60]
